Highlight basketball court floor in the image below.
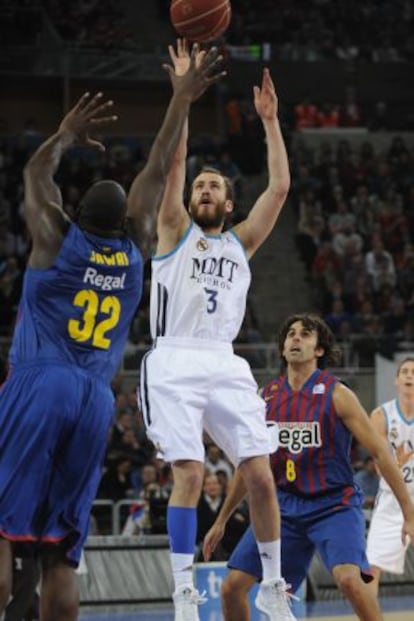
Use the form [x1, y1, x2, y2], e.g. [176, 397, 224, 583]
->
[79, 595, 414, 621]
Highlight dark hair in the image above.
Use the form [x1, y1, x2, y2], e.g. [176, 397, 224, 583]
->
[76, 180, 127, 232]
[397, 357, 414, 375]
[278, 313, 342, 369]
[190, 167, 234, 202]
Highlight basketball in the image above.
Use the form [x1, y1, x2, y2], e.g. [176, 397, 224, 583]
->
[170, 0, 231, 43]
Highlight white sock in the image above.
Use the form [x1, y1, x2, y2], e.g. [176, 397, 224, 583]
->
[257, 539, 281, 582]
[171, 552, 194, 591]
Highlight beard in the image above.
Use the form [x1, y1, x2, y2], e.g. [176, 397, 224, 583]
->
[189, 199, 227, 229]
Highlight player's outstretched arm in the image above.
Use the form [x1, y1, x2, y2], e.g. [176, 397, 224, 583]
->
[334, 383, 414, 544]
[157, 40, 197, 255]
[234, 69, 290, 258]
[126, 42, 225, 260]
[202, 468, 247, 561]
[24, 92, 117, 268]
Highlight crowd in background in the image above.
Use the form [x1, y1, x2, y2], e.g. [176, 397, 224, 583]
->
[1, 112, 414, 355]
[291, 134, 414, 366]
[1, 0, 414, 61]
[157, 0, 414, 62]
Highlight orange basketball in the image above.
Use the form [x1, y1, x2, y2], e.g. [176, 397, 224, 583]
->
[170, 0, 231, 43]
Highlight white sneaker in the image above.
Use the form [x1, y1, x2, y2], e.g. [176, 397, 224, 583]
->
[255, 578, 297, 621]
[173, 586, 207, 621]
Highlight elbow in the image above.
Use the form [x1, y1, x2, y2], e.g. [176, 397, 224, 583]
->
[271, 173, 291, 202]
[281, 172, 291, 196]
[273, 183, 290, 204]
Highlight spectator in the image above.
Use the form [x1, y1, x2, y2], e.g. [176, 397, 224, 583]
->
[354, 456, 379, 510]
[196, 473, 226, 560]
[205, 443, 233, 482]
[294, 96, 319, 129]
[324, 299, 353, 336]
[98, 458, 134, 503]
[317, 103, 339, 128]
[365, 237, 396, 292]
[332, 221, 364, 260]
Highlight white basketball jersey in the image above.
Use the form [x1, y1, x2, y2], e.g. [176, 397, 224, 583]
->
[379, 399, 414, 498]
[150, 223, 251, 342]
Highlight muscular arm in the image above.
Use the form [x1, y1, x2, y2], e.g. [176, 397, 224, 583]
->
[24, 92, 117, 269]
[24, 131, 72, 268]
[234, 70, 290, 258]
[370, 406, 388, 475]
[334, 383, 413, 519]
[126, 44, 224, 260]
[126, 96, 192, 260]
[155, 120, 191, 255]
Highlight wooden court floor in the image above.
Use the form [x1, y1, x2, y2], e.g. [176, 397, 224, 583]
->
[79, 594, 414, 620]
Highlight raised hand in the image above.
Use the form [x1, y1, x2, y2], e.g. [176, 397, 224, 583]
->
[253, 68, 279, 121]
[164, 41, 226, 102]
[58, 92, 118, 151]
[168, 38, 205, 76]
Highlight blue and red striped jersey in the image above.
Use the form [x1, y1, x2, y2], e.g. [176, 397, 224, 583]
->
[263, 369, 355, 497]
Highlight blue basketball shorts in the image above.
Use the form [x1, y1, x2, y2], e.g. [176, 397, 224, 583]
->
[0, 362, 114, 566]
[228, 488, 372, 591]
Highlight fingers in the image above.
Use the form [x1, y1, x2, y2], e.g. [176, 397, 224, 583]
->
[198, 48, 225, 79]
[87, 99, 115, 118]
[202, 540, 212, 561]
[162, 63, 174, 78]
[82, 91, 105, 114]
[261, 68, 276, 95]
[72, 92, 115, 120]
[177, 38, 188, 56]
[169, 38, 189, 62]
[203, 68, 227, 87]
[168, 44, 177, 63]
[89, 113, 118, 125]
[72, 92, 92, 112]
[86, 138, 106, 152]
[189, 42, 201, 66]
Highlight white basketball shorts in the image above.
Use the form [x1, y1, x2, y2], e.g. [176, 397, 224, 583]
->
[139, 337, 272, 465]
[366, 489, 410, 574]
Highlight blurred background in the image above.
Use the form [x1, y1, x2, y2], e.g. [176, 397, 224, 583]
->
[1, 3, 414, 601]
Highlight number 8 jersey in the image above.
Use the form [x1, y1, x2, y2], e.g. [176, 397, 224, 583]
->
[150, 222, 251, 342]
[9, 223, 143, 382]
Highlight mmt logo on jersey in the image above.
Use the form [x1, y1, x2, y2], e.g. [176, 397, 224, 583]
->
[190, 256, 239, 283]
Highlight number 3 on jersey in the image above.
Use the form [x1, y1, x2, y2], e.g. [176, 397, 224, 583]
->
[68, 289, 121, 349]
[204, 288, 218, 314]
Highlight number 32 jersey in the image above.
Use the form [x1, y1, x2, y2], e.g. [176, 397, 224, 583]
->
[150, 222, 251, 342]
[9, 223, 143, 382]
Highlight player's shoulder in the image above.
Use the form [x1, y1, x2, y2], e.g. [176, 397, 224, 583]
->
[314, 369, 340, 389]
[371, 399, 395, 420]
[261, 375, 284, 399]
